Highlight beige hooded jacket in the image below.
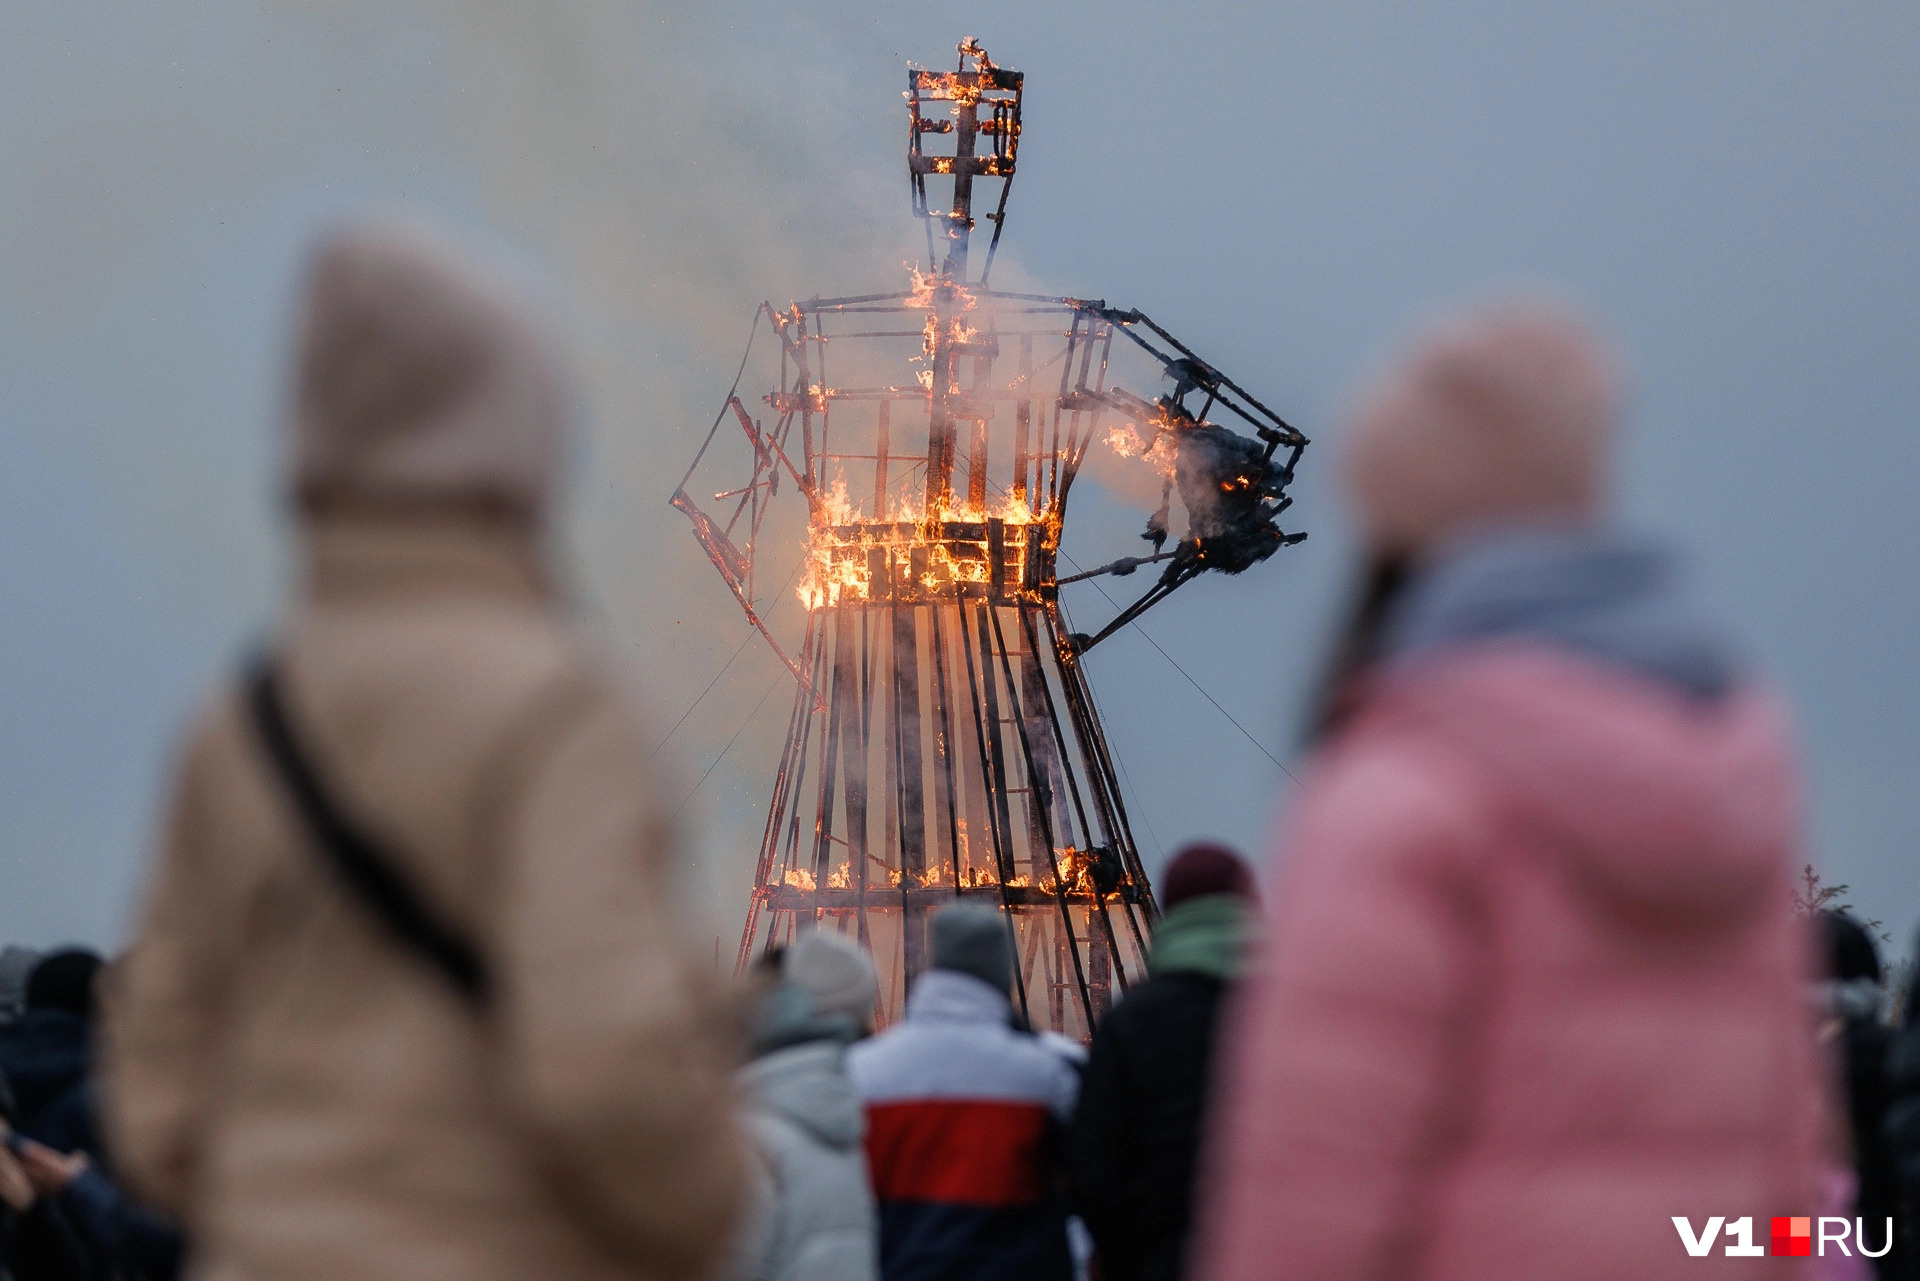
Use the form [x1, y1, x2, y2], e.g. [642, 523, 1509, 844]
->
[102, 221, 744, 1281]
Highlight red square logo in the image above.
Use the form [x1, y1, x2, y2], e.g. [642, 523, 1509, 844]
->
[1770, 1216, 1811, 1257]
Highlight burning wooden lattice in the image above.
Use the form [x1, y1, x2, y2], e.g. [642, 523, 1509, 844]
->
[672, 39, 1308, 1037]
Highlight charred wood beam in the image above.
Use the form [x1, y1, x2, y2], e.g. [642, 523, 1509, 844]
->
[1068, 560, 1204, 654]
[670, 488, 816, 696]
[985, 603, 1097, 1031]
[1012, 608, 1134, 995]
[1050, 551, 1175, 586]
[1038, 607, 1155, 957]
[953, 602, 1034, 1025]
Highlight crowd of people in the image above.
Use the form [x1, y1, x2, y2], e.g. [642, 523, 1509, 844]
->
[3, 218, 1918, 1280]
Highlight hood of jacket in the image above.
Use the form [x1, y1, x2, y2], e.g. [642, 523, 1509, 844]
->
[1147, 893, 1252, 982]
[1368, 530, 1789, 932]
[904, 967, 1015, 1028]
[0, 1009, 89, 1121]
[289, 222, 566, 611]
[291, 220, 570, 523]
[740, 1040, 864, 1150]
[748, 981, 859, 1058]
[1385, 528, 1737, 700]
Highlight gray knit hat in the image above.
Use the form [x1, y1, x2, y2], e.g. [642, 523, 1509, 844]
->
[786, 930, 879, 1029]
[929, 902, 1015, 995]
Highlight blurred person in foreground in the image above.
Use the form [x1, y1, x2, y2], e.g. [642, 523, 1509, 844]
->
[1194, 298, 1822, 1280]
[2, 949, 184, 1279]
[1815, 911, 1900, 1276]
[0, 949, 43, 1030]
[0, 951, 104, 1157]
[1069, 844, 1257, 1281]
[4, 1122, 185, 1281]
[1886, 925, 1920, 1278]
[729, 931, 881, 1281]
[101, 220, 743, 1281]
[848, 903, 1082, 1281]
[3, 1077, 93, 1281]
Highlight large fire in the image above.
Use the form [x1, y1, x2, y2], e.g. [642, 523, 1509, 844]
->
[791, 261, 1053, 611]
[796, 480, 1046, 610]
[785, 254, 1206, 613]
[778, 844, 1108, 897]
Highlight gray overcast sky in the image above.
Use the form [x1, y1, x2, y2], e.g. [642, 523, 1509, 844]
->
[2, 2, 1915, 956]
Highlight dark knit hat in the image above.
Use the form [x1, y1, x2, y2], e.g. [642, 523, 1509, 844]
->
[1159, 843, 1256, 912]
[25, 948, 104, 1020]
[1820, 910, 1881, 985]
[929, 903, 1015, 995]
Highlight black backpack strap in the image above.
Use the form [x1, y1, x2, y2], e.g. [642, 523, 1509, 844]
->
[245, 658, 491, 1008]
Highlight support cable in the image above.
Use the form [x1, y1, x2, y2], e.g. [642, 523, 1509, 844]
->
[972, 464, 1295, 784]
[649, 629, 754, 761]
[1062, 549, 1297, 785]
[671, 671, 786, 825]
[649, 549, 811, 761]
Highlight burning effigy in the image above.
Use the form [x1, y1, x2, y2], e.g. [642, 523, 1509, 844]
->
[672, 39, 1307, 1037]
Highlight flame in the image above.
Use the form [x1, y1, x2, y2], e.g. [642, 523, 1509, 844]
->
[884, 866, 948, 888]
[907, 264, 979, 396]
[918, 155, 1011, 176]
[910, 40, 1001, 111]
[818, 474, 856, 524]
[797, 490, 1046, 609]
[1107, 423, 1178, 480]
[916, 72, 985, 108]
[905, 263, 938, 308]
[837, 844, 1115, 896]
[791, 264, 1049, 611]
[992, 489, 1038, 525]
[780, 864, 856, 892]
[1106, 423, 1147, 458]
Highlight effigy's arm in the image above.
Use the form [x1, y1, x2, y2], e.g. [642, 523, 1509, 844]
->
[1052, 302, 1310, 652]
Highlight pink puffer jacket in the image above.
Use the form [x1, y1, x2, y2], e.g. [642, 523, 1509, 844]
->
[1196, 645, 1822, 1281]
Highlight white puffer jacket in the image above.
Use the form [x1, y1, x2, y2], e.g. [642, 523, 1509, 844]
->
[730, 1040, 878, 1281]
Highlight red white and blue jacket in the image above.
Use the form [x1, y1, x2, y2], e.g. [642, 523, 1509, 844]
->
[847, 969, 1082, 1281]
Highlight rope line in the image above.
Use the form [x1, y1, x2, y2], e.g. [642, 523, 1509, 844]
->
[648, 629, 755, 761]
[1062, 548, 1298, 785]
[651, 545, 812, 762]
[669, 673, 785, 825]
